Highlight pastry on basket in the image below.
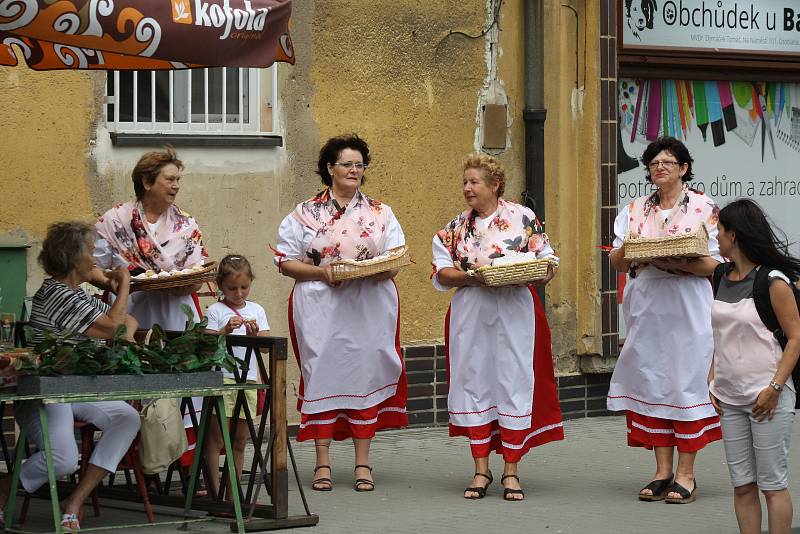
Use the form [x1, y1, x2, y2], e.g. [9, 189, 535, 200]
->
[623, 224, 710, 262]
[329, 246, 412, 282]
[469, 251, 556, 287]
[130, 261, 217, 291]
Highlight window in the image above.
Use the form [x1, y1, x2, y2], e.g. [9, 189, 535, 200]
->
[106, 66, 277, 136]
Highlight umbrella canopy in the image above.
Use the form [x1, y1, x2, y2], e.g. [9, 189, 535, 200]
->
[0, 0, 294, 70]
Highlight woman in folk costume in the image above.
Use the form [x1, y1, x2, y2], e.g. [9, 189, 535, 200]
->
[93, 147, 208, 330]
[431, 154, 563, 502]
[275, 134, 407, 492]
[93, 146, 208, 479]
[607, 137, 722, 504]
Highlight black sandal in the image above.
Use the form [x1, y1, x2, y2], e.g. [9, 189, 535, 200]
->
[638, 475, 674, 502]
[354, 465, 374, 492]
[501, 474, 525, 501]
[464, 471, 493, 499]
[311, 465, 333, 491]
[665, 479, 697, 504]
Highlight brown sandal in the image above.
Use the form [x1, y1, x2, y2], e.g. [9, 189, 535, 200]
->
[501, 474, 525, 501]
[638, 475, 674, 502]
[665, 479, 697, 504]
[354, 465, 374, 492]
[311, 465, 333, 491]
[464, 471, 493, 499]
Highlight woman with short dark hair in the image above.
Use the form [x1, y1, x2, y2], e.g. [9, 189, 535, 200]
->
[607, 137, 722, 504]
[0, 221, 141, 531]
[710, 199, 800, 533]
[274, 134, 408, 492]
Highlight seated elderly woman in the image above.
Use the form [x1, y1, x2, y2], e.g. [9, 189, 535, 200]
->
[0, 221, 141, 532]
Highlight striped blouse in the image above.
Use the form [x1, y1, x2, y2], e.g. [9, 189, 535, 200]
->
[29, 279, 110, 345]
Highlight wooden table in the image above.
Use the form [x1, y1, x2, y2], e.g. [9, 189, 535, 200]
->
[0, 336, 317, 533]
[1, 384, 256, 534]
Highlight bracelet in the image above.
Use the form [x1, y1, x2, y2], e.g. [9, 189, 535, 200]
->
[769, 380, 784, 392]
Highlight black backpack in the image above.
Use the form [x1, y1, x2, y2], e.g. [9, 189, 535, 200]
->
[712, 263, 800, 408]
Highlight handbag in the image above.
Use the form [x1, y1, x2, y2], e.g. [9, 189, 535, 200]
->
[139, 398, 189, 475]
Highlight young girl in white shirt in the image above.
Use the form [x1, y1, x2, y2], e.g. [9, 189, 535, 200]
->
[204, 255, 270, 499]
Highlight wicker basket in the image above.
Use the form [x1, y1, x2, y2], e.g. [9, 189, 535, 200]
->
[472, 258, 555, 287]
[623, 225, 710, 262]
[330, 246, 412, 282]
[130, 261, 217, 291]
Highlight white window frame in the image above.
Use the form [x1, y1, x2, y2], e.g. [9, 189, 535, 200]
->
[105, 66, 278, 136]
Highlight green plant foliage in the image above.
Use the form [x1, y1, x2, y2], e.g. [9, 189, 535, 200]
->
[19, 305, 241, 377]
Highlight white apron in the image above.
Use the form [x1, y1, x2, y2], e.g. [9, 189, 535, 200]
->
[447, 285, 536, 430]
[291, 278, 402, 415]
[607, 267, 718, 421]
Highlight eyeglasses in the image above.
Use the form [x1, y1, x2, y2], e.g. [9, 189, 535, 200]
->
[647, 160, 680, 171]
[333, 162, 368, 171]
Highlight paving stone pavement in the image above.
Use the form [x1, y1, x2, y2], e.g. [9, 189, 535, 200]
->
[12, 416, 800, 533]
[283, 416, 800, 534]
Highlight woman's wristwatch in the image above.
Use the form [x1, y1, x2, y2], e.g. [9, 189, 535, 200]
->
[769, 380, 784, 392]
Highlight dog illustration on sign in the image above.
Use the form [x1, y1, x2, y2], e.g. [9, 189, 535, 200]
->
[624, 0, 657, 41]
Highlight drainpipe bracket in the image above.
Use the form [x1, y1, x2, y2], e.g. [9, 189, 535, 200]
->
[523, 108, 548, 122]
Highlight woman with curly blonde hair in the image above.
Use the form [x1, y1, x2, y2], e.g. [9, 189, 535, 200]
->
[431, 154, 563, 501]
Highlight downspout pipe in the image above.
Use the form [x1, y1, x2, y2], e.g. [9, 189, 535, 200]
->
[523, 0, 547, 303]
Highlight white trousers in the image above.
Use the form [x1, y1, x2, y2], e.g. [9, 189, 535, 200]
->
[17, 401, 140, 493]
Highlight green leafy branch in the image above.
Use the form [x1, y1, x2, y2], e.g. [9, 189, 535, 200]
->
[18, 305, 242, 377]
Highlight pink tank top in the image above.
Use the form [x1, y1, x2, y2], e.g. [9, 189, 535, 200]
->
[710, 268, 794, 405]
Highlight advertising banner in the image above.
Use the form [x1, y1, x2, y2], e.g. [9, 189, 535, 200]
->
[616, 77, 800, 335]
[0, 0, 294, 70]
[620, 0, 800, 55]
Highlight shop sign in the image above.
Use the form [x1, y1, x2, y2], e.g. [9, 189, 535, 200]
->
[620, 0, 800, 55]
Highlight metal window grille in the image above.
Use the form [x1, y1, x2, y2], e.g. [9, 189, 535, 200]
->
[105, 66, 277, 135]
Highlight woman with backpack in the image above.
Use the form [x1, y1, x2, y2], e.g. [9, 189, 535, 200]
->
[709, 198, 800, 534]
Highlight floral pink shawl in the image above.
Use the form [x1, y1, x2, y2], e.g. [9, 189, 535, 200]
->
[96, 201, 207, 272]
[627, 184, 719, 274]
[435, 198, 551, 272]
[291, 189, 390, 267]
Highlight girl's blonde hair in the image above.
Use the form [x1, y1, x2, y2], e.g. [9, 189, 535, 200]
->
[216, 254, 255, 284]
[464, 153, 506, 197]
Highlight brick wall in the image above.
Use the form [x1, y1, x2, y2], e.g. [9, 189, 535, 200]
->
[405, 345, 614, 427]
[600, 0, 621, 359]
[287, 345, 614, 436]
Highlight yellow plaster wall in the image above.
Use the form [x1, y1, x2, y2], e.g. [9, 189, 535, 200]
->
[3, 2, 605, 427]
[306, 1, 515, 343]
[540, 0, 602, 371]
[0, 66, 99, 292]
[302, 1, 602, 369]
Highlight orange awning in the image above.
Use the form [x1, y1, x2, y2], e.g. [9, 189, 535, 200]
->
[0, 0, 294, 70]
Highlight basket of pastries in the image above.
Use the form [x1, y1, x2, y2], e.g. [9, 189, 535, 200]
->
[330, 246, 412, 282]
[623, 224, 709, 262]
[469, 252, 556, 287]
[130, 261, 217, 291]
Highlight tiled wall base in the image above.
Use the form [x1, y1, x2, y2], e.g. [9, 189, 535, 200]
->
[289, 346, 615, 436]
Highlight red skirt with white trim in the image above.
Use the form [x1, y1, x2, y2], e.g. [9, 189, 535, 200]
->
[294, 385, 408, 442]
[626, 411, 721, 452]
[289, 288, 408, 442]
[448, 288, 564, 463]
